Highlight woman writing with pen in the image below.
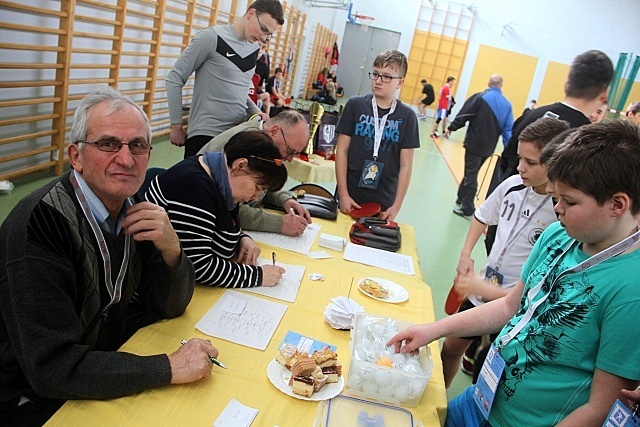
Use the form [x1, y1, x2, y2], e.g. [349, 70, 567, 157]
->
[145, 131, 286, 288]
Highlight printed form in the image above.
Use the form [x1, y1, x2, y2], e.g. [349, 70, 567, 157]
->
[246, 223, 320, 254]
[195, 290, 287, 350]
[343, 243, 415, 275]
[240, 258, 306, 303]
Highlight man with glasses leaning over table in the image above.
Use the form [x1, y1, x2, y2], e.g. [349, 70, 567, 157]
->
[166, 0, 285, 158]
[198, 110, 312, 237]
[0, 87, 219, 427]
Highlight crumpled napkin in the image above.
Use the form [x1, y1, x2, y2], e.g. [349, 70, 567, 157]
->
[324, 296, 364, 329]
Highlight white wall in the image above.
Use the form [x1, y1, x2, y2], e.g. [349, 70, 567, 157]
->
[430, 0, 640, 108]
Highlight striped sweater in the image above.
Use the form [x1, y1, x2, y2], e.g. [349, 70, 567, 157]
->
[145, 156, 263, 288]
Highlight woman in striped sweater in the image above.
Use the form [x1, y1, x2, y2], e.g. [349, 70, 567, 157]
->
[146, 131, 287, 288]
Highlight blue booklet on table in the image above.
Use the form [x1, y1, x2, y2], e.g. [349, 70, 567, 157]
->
[279, 330, 336, 354]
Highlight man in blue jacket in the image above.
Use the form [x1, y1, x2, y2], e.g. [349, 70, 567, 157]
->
[446, 74, 513, 217]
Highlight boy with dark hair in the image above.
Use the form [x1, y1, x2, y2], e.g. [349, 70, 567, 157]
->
[167, 0, 284, 158]
[417, 78, 435, 119]
[267, 67, 286, 107]
[443, 117, 568, 387]
[494, 50, 613, 186]
[389, 119, 640, 426]
[335, 50, 419, 221]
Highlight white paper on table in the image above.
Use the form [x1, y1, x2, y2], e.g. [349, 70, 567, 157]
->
[307, 250, 332, 259]
[246, 223, 320, 254]
[220, 293, 247, 314]
[240, 258, 306, 303]
[318, 233, 346, 251]
[324, 296, 364, 329]
[195, 290, 287, 350]
[213, 398, 258, 427]
[343, 243, 415, 275]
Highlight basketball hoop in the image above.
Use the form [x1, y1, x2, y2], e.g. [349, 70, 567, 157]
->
[352, 14, 374, 32]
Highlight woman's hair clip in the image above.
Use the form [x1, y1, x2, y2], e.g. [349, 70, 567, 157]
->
[249, 155, 284, 166]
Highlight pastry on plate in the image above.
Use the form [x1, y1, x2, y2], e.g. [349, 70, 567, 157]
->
[290, 375, 314, 397]
[359, 278, 389, 299]
[312, 347, 338, 367]
[275, 343, 299, 370]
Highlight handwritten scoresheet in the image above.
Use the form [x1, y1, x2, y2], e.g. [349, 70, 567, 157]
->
[343, 242, 415, 275]
[240, 258, 306, 303]
[246, 223, 320, 254]
[195, 290, 287, 350]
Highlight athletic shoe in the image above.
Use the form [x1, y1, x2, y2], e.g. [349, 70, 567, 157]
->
[461, 354, 475, 376]
[430, 132, 438, 139]
[453, 208, 472, 218]
[419, 115, 428, 120]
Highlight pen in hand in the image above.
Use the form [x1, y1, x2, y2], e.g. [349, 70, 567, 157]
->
[272, 251, 276, 266]
[180, 339, 227, 369]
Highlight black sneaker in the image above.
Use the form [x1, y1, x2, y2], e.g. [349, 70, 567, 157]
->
[453, 208, 472, 219]
[461, 354, 475, 375]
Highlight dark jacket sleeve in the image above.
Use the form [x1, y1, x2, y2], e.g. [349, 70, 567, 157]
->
[447, 92, 482, 132]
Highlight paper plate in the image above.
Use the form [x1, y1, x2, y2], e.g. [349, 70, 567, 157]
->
[357, 278, 409, 303]
[444, 283, 464, 315]
[267, 360, 344, 401]
[350, 202, 381, 219]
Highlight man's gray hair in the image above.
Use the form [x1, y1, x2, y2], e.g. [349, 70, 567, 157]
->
[268, 109, 306, 128]
[69, 86, 152, 145]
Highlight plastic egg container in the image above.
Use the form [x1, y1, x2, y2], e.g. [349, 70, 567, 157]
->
[346, 313, 432, 407]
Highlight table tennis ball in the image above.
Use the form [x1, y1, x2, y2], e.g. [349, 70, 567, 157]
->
[402, 360, 423, 374]
[393, 385, 410, 401]
[408, 379, 425, 397]
[374, 369, 391, 386]
[372, 323, 384, 335]
[353, 344, 367, 360]
[392, 353, 407, 367]
[347, 374, 364, 389]
[377, 384, 395, 398]
[360, 364, 375, 380]
[390, 372, 406, 387]
[362, 380, 378, 393]
[385, 329, 398, 342]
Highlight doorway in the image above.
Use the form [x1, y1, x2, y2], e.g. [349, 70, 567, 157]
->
[337, 22, 401, 97]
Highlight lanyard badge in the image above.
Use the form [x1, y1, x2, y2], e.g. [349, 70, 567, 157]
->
[358, 97, 396, 190]
[604, 399, 640, 426]
[473, 344, 506, 419]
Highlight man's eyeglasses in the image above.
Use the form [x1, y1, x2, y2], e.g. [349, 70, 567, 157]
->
[280, 127, 304, 156]
[80, 137, 152, 155]
[255, 13, 274, 40]
[368, 72, 403, 83]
